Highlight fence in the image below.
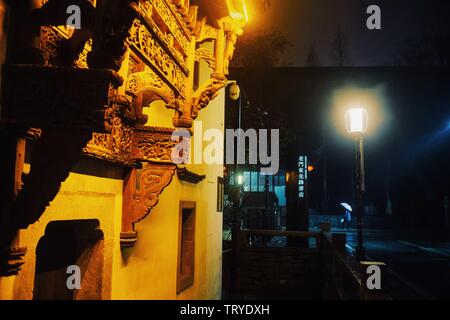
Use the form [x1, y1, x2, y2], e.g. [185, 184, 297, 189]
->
[225, 226, 388, 300]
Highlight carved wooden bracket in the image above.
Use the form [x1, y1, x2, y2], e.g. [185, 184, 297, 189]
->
[134, 163, 177, 222]
[121, 163, 177, 248]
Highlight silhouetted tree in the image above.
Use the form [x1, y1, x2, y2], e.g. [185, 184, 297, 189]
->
[232, 29, 291, 70]
[392, 31, 450, 66]
[305, 43, 321, 67]
[229, 28, 294, 154]
[330, 25, 351, 66]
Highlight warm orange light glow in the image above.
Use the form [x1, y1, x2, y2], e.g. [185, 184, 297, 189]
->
[307, 165, 315, 172]
[243, 0, 249, 22]
[228, 0, 249, 23]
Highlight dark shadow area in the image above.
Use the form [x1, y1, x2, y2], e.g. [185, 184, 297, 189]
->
[33, 219, 104, 300]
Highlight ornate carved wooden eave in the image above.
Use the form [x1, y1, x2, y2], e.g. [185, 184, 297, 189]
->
[177, 167, 206, 184]
[0, 0, 246, 262]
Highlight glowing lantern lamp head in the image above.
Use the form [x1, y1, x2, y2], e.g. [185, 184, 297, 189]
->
[345, 107, 369, 135]
[229, 83, 241, 101]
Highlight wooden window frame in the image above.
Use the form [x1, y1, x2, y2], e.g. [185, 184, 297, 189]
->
[177, 201, 196, 294]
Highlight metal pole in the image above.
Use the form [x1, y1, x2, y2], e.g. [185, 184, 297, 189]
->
[235, 94, 242, 227]
[237, 94, 242, 172]
[264, 175, 269, 229]
[231, 93, 243, 290]
[355, 136, 366, 261]
[237, 94, 242, 220]
[322, 123, 329, 214]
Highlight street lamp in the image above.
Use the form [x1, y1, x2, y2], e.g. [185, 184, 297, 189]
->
[345, 108, 369, 134]
[345, 107, 368, 261]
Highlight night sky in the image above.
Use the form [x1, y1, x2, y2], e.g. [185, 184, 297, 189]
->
[246, 0, 450, 66]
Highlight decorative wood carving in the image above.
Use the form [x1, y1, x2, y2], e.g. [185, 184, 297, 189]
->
[191, 77, 227, 119]
[195, 47, 216, 69]
[121, 163, 177, 248]
[134, 163, 177, 222]
[127, 18, 188, 99]
[35, 0, 138, 71]
[132, 126, 177, 163]
[83, 101, 137, 168]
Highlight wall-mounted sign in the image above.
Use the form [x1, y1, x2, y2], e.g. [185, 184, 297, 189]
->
[298, 155, 308, 198]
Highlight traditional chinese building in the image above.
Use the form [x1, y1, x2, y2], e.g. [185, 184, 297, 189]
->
[0, 0, 246, 300]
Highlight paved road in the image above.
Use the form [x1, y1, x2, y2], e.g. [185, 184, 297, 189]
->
[338, 229, 450, 299]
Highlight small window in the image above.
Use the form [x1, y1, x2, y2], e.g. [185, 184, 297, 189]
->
[243, 172, 251, 192]
[250, 172, 258, 191]
[177, 201, 196, 294]
[259, 174, 266, 192]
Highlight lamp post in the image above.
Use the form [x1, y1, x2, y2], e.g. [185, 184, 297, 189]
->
[229, 82, 242, 185]
[345, 107, 368, 261]
[229, 82, 243, 290]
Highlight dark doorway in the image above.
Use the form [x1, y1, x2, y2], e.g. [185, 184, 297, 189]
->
[33, 219, 104, 300]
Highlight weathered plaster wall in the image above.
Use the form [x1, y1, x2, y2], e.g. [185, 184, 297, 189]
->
[6, 159, 123, 300]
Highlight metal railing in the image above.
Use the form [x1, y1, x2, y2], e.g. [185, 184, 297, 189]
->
[231, 226, 389, 300]
[238, 229, 322, 251]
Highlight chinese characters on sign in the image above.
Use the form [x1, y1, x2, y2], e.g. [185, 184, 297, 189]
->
[298, 156, 308, 198]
